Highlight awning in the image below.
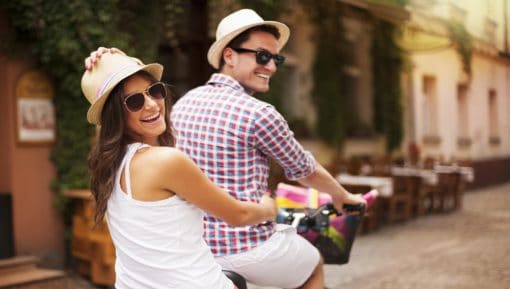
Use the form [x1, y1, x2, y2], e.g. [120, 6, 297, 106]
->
[397, 26, 452, 52]
[339, 0, 410, 23]
[402, 8, 498, 56]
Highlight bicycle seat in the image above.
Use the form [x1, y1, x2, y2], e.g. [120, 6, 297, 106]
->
[223, 270, 247, 289]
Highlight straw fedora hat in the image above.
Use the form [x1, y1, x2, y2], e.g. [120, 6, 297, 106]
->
[207, 9, 290, 69]
[81, 52, 163, 125]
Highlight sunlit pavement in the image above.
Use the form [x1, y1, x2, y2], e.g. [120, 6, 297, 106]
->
[249, 182, 510, 289]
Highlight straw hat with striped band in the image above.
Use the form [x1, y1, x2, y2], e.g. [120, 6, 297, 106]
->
[207, 9, 290, 69]
[81, 51, 163, 125]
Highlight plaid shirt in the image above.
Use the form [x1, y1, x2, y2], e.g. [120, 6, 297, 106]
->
[171, 73, 316, 256]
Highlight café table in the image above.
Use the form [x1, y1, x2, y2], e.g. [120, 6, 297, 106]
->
[434, 165, 474, 183]
[335, 173, 393, 197]
[391, 166, 438, 186]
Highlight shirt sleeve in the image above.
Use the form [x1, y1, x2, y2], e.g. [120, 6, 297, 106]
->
[251, 105, 317, 180]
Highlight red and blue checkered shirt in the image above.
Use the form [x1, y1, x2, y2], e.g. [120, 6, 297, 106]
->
[171, 73, 316, 256]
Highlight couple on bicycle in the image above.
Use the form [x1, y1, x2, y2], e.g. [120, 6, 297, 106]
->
[82, 8, 365, 289]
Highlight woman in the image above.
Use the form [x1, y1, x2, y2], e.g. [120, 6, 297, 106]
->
[81, 49, 277, 289]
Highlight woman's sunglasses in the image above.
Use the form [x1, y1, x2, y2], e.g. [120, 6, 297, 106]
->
[232, 47, 285, 66]
[123, 82, 169, 112]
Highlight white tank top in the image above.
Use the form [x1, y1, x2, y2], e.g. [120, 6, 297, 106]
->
[107, 143, 234, 289]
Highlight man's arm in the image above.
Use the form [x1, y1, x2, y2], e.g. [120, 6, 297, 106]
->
[297, 163, 366, 212]
[252, 106, 316, 180]
[251, 105, 365, 211]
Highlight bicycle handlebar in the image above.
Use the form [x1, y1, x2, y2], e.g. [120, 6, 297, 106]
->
[277, 189, 375, 232]
[341, 202, 366, 214]
[278, 201, 366, 233]
[314, 202, 366, 217]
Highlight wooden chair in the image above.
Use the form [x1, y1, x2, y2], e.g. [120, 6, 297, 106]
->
[385, 175, 414, 223]
[454, 172, 467, 209]
[325, 156, 349, 177]
[370, 156, 393, 177]
[422, 155, 446, 169]
[415, 177, 435, 215]
[422, 156, 436, 170]
[347, 157, 363, 175]
[406, 175, 425, 217]
[436, 171, 462, 212]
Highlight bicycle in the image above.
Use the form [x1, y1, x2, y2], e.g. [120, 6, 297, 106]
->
[223, 190, 375, 289]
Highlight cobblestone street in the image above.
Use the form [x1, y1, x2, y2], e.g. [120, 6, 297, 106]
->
[249, 182, 510, 289]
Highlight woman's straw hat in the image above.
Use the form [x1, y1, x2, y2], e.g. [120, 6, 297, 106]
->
[81, 52, 163, 125]
[207, 9, 290, 69]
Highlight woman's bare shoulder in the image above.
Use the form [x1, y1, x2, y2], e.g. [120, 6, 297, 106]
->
[134, 146, 190, 170]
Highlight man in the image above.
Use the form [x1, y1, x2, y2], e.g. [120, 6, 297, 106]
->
[171, 9, 366, 289]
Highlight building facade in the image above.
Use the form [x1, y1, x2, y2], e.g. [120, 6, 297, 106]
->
[403, 0, 510, 185]
[0, 9, 64, 266]
[245, 0, 510, 186]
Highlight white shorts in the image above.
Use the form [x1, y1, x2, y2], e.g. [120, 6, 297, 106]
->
[215, 224, 320, 289]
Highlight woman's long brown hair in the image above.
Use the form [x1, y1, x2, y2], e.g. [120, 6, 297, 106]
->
[87, 71, 175, 225]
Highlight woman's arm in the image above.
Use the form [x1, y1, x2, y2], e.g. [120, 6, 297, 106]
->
[155, 148, 277, 226]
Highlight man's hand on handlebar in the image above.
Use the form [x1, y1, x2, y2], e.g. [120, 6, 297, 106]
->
[332, 193, 367, 216]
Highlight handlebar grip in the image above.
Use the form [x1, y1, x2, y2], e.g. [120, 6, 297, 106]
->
[342, 203, 366, 213]
[324, 202, 365, 215]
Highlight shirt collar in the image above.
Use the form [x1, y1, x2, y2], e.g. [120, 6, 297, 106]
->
[207, 73, 246, 93]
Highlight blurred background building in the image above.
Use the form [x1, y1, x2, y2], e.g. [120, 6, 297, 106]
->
[401, 0, 510, 187]
[0, 0, 509, 286]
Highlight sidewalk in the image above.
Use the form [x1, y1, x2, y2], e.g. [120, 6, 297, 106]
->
[249, 182, 510, 289]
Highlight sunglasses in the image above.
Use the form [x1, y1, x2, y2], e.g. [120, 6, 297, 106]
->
[232, 47, 285, 66]
[123, 82, 169, 112]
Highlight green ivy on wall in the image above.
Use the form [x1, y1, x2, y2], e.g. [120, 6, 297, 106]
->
[236, 0, 287, 20]
[1, 0, 166, 246]
[302, 0, 406, 151]
[371, 19, 404, 152]
[445, 20, 473, 77]
[303, 0, 347, 149]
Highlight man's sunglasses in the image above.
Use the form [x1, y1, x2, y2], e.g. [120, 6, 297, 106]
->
[123, 82, 169, 112]
[232, 47, 285, 66]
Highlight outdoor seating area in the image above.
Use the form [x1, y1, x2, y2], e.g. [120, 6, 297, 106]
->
[331, 156, 475, 234]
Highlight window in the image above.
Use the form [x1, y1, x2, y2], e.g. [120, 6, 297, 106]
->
[457, 84, 470, 147]
[488, 89, 500, 145]
[422, 76, 439, 144]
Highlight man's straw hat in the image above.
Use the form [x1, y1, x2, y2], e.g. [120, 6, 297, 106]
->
[207, 9, 290, 69]
[81, 52, 163, 125]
